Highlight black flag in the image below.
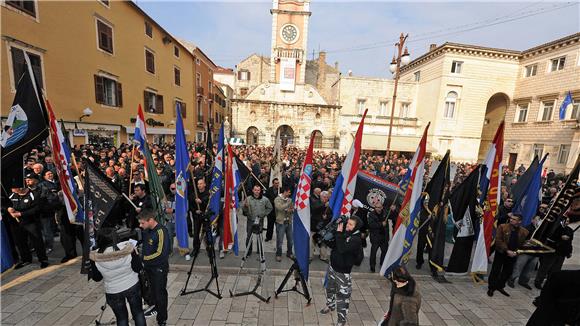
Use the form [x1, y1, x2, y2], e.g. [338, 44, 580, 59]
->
[425, 151, 451, 273]
[81, 158, 122, 274]
[446, 165, 481, 274]
[353, 171, 400, 220]
[510, 155, 539, 202]
[1, 64, 49, 189]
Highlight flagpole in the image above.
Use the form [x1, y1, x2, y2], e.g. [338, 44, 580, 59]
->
[128, 145, 136, 195]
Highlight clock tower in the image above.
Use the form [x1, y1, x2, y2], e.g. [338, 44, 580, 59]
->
[270, 0, 311, 91]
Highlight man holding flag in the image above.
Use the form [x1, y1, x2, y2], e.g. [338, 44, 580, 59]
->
[380, 123, 430, 278]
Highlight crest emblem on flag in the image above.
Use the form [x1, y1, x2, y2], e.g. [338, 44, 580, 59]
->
[176, 171, 186, 198]
[1, 105, 28, 148]
[295, 164, 312, 210]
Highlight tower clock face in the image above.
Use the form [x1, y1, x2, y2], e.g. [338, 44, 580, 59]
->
[280, 24, 299, 44]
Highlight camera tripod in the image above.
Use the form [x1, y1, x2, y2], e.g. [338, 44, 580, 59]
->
[229, 218, 270, 303]
[180, 214, 222, 299]
[274, 257, 311, 304]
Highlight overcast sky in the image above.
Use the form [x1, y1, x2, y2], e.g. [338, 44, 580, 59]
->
[136, 1, 579, 78]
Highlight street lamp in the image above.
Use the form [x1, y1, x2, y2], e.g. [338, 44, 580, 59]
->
[79, 107, 93, 121]
[386, 33, 410, 158]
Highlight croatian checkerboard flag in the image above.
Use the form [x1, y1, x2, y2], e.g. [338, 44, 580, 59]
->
[329, 110, 368, 220]
[224, 143, 241, 256]
[134, 104, 147, 149]
[47, 100, 84, 224]
[380, 123, 429, 277]
[293, 132, 316, 281]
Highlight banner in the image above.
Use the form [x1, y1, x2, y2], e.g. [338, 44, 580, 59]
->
[353, 171, 400, 215]
[280, 58, 296, 92]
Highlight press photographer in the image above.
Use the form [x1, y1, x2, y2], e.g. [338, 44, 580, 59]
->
[242, 185, 273, 256]
[320, 215, 364, 326]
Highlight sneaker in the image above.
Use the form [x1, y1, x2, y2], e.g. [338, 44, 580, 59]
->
[144, 308, 157, 318]
[219, 251, 225, 259]
[185, 254, 191, 261]
[144, 305, 156, 314]
[15, 261, 32, 270]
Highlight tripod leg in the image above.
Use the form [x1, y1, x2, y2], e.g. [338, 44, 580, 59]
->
[275, 263, 296, 297]
[230, 231, 254, 296]
[299, 270, 312, 304]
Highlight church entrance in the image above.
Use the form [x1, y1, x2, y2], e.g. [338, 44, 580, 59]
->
[478, 93, 509, 160]
[246, 126, 259, 145]
[276, 125, 294, 147]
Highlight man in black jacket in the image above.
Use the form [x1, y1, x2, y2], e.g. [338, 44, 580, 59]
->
[7, 174, 49, 269]
[368, 203, 389, 273]
[139, 209, 171, 326]
[188, 178, 209, 257]
[320, 216, 363, 326]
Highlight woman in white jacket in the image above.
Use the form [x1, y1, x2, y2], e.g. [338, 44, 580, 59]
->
[89, 230, 145, 326]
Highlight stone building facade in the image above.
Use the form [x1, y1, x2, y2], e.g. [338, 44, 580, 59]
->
[231, 0, 341, 149]
[503, 33, 579, 174]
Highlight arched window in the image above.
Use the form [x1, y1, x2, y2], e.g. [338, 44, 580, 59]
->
[246, 126, 259, 145]
[444, 91, 458, 118]
[313, 130, 323, 148]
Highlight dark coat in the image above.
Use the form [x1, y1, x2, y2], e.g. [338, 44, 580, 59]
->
[368, 209, 389, 244]
[387, 282, 422, 326]
[527, 270, 580, 325]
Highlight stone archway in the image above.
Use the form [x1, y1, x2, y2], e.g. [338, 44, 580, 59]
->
[313, 130, 323, 148]
[478, 93, 509, 160]
[246, 126, 259, 145]
[276, 125, 294, 147]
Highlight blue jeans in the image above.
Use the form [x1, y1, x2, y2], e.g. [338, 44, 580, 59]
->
[275, 222, 293, 256]
[105, 283, 146, 326]
[40, 215, 54, 250]
[510, 254, 539, 285]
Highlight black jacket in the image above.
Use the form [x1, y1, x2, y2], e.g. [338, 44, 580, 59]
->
[310, 195, 324, 231]
[330, 231, 362, 273]
[368, 209, 389, 244]
[142, 223, 171, 269]
[8, 189, 40, 224]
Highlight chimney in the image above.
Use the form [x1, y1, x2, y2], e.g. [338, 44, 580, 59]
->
[429, 43, 437, 51]
[334, 61, 339, 70]
[317, 51, 327, 96]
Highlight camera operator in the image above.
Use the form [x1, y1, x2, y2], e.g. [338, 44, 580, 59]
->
[242, 185, 273, 256]
[320, 215, 364, 326]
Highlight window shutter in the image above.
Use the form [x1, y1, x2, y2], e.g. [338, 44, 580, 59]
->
[116, 82, 123, 107]
[247, 71, 251, 80]
[237, 71, 241, 80]
[182, 102, 187, 118]
[156, 94, 163, 113]
[94, 75, 104, 104]
[173, 101, 177, 117]
[144, 91, 149, 112]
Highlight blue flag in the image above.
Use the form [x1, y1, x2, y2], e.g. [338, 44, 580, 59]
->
[174, 103, 189, 252]
[1, 218, 14, 273]
[208, 124, 224, 224]
[559, 91, 573, 120]
[513, 154, 547, 226]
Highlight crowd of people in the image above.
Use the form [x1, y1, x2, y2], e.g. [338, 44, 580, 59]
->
[2, 140, 577, 326]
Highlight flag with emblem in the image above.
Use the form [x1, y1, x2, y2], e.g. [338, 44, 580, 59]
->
[224, 144, 241, 255]
[380, 123, 430, 277]
[329, 110, 368, 220]
[174, 102, 189, 252]
[208, 124, 224, 224]
[293, 132, 316, 281]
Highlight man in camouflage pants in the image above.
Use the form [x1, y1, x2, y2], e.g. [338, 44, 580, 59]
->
[320, 216, 363, 326]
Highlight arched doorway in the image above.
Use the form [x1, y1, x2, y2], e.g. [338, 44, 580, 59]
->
[246, 126, 259, 145]
[276, 125, 294, 147]
[478, 93, 509, 160]
[313, 130, 323, 148]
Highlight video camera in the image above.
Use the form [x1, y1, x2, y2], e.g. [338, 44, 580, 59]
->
[251, 216, 264, 234]
[315, 215, 348, 246]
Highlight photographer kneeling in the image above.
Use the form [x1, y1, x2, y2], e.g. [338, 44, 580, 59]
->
[320, 215, 363, 326]
[89, 229, 146, 326]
